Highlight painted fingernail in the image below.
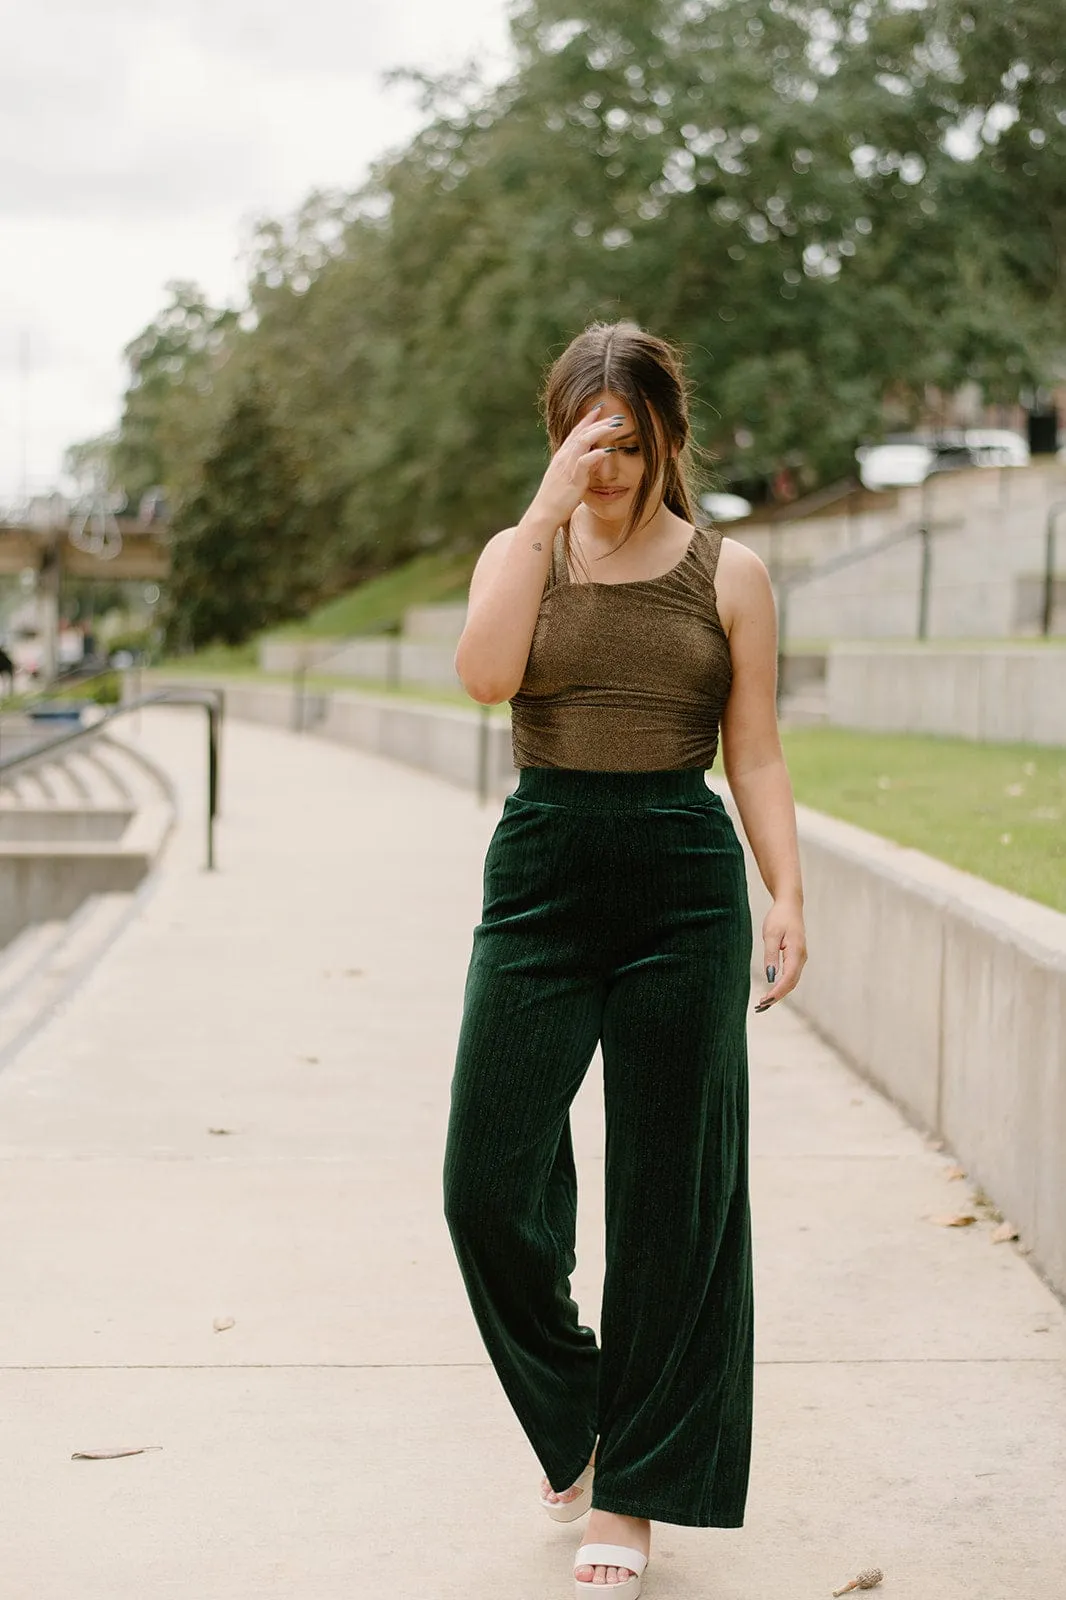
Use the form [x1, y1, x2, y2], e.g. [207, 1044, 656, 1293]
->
[601, 446, 617, 453]
[610, 416, 625, 424]
[766, 964, 776, 983]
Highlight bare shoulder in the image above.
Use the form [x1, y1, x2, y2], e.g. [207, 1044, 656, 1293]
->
[467, 526, 519, 603]
[713, 535, 773, 634]
[476, 526, 519, 570]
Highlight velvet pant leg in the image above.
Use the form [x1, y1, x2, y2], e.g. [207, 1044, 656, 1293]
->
[443, 958, 604, 1493]
[442, 767, 754, 1527]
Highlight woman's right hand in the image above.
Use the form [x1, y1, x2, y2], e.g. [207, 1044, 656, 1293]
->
[528, 404, 626, 528]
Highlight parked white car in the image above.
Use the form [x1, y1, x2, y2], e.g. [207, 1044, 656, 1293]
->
[958, 429, 1031, 467]
[857, 429, 1030, 489]
[699, 491, 753, 521]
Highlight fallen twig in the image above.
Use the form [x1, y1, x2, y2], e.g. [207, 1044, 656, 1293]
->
[71, 1445, 163, 1460]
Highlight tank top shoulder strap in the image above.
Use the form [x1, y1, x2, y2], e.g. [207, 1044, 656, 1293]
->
[691, 523, 724, 585]
[543, 526, 569, 593]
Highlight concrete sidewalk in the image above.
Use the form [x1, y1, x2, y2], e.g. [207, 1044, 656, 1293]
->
[0, 709, 1062, 1600]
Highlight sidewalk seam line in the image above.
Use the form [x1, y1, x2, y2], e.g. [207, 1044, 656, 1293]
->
[0, 1357, 1061, 1371]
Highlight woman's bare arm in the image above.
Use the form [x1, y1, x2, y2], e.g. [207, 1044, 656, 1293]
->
[454, 404, 625, 703]
[454, 515, 559, 704]
[716, 537, 808, 1007]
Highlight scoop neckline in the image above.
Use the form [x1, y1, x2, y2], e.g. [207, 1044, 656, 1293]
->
[560, 524, 703, 590]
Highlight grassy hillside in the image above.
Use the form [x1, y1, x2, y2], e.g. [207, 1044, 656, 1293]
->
[272, 547, 478, 640]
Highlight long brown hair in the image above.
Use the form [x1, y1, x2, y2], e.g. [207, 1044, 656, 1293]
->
[541, 321, 706, 577]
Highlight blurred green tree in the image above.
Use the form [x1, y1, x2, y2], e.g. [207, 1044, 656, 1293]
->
[163, 372, 319, 648]
[107, 0, 1065, 620]
[114, 281, 241, 511]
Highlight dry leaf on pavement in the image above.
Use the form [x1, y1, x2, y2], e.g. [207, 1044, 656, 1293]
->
[991, 1221, 1020, 1243]
[931, 1213, 977, 1227]
[213, 1316, 236, 1332]
[946, 1165, 965, 1180]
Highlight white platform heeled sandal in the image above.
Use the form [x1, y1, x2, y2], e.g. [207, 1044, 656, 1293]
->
[540, 1461, 594, 1522]
[573, 1542, 648, 1598]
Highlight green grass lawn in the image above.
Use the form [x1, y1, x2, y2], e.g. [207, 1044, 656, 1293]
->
[781, 727, 1066, 913]
[156, 641, 260, 674]
[271, 548, 478, 639]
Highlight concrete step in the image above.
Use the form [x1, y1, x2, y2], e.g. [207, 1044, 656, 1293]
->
[91, 736, 174, 808]
[3, 767, 54, 805]
[64, 745, 131, 805]
[0, 716, 43, 763]
[0, 892, 136, 1068]
[0, 919, 68, 1006]
[779, 688, 830, 727]
[32, 760, 85, 807]
[0, 733, 171, 813]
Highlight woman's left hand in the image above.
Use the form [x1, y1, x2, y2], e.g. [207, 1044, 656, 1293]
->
[754, 898, 807, 1013]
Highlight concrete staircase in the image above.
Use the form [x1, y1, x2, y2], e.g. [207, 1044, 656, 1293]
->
[778, 685, 830, 727]
[734, 458, 1066, 642]
[0, 729, 175, 1065]
[0, 891, 143, 1065]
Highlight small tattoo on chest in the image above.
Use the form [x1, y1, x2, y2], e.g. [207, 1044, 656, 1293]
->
[532, 542, 542, 550]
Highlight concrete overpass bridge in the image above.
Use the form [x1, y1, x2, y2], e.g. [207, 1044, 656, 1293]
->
[0, 519, 171, 683]
[0, 519, 170, 583]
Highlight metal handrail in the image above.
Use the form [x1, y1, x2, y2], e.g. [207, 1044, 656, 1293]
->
[17, 661, 121, 709]
[290, 627, 402, 732]
[0, 659, 114, 710]
[1043, 502, 1066, 636]
[762, 474, 866, 524]
[774, 481, 1066, 699]
[774, 518, 933, 707]
[289, 636, 496, 802]
[0, 688, 224, 870]
[293, 639, 349, 733]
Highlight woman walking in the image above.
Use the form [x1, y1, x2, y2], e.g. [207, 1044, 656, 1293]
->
[443, 321, 807, 1596]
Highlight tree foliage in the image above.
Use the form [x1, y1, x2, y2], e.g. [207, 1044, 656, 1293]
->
[163, 373, 318, 648]
[105, 0, 1066, 641]
[114, 281, 241, 511]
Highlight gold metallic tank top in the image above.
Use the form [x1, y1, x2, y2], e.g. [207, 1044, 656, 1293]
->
[510, 523, 732, 771]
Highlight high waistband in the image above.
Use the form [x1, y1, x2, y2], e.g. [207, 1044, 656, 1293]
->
[514, 766, 715, 813]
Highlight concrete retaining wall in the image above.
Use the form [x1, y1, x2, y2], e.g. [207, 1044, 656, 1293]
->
[402, 602, 468, 644]
[260, 632, 830, 701]
[258, 635, 462, 691]
[731, 800, 1066, 1298]
[733, 458, 1066, 642]
[166, 672, 1066, 1297]
[318, 694, 515, 794]
[148, 677, 517, 799]
[826, 644, 1066, 745]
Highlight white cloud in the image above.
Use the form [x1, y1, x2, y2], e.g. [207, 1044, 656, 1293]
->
[0, 0, 512, 500]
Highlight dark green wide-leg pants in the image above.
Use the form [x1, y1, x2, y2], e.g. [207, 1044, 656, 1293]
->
[442, 766, 753, 1528]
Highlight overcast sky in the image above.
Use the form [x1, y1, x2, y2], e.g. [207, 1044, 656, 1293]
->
[0, 0, 513, 504]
